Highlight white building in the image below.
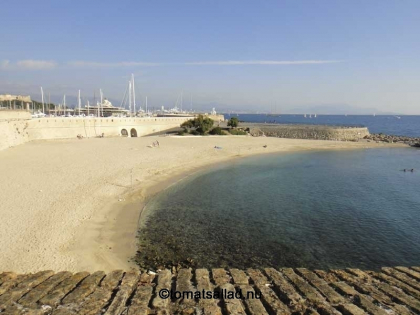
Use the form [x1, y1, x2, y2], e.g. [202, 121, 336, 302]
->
[0, 94, 32, 110]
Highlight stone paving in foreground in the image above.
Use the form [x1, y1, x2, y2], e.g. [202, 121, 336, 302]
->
[1, 266, 420, 314]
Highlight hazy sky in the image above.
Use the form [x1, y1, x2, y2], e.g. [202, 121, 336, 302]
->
[1, 1, 419, 113]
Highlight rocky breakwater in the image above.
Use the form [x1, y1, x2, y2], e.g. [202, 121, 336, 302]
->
[247, 124, 370, 141]
[364, 133, 420, 147]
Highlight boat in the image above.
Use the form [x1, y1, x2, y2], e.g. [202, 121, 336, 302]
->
[76, 97, 129, 117]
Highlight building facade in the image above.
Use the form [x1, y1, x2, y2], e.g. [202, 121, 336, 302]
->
[0, 94, 32, 110]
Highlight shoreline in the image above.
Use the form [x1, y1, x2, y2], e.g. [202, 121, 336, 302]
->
[0, 136, 406, 273]
[78, 140, 407, 273]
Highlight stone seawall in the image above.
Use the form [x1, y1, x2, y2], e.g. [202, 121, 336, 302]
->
[26, 117, 190, 141]
[0, 110, 32, 151]
[0, 120, 31, 151]
[0, 110, 193, 151]
[248, 124, 370, 141]
[1, 266, 420, 314]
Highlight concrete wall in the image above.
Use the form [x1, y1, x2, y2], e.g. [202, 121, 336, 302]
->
[0, 110, 31, 151]
[0, 110, 192, 151]
[0, 110, 32, 120]
[27, 117, 190, 140]
[0, 120, 30, 151]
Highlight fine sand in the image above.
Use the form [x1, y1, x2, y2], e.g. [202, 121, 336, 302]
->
[0, 136, 404, 273]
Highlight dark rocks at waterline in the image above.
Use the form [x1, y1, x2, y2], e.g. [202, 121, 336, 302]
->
[364, 133, 420, 145]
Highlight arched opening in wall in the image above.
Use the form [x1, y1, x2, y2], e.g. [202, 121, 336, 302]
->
[121, 129, 128, 137]
[130, 128, 138, 137]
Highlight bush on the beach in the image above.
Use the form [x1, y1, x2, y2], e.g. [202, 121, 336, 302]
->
[181, 120, 194, 130]
[181, 115, 214, 135]
[189, 130, 200, 135]
[229, 129, 247, 135]
[209, 127, 225, 135]
[227, 117, 239, 128]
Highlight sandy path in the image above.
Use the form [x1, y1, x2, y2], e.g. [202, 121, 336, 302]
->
[0, 136, 402, 272]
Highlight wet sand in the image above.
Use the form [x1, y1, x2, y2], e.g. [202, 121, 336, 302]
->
[0, 135, 404, 273]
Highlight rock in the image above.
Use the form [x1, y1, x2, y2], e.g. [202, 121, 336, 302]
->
[249, 128, 264, 137]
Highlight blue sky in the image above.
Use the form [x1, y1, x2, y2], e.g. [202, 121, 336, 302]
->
[1, 0, 419, 113]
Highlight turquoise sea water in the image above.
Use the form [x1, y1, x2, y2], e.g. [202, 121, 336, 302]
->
[135, 148, 420, 270]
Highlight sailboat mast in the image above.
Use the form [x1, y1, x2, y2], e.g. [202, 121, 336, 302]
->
[97, 90, 100, 117]
[78, 90, 81, 114]
[181, 91, 183, 112]
[100, 89, 103, 117]
[146, 96, 148, 114]
[132, 74, 136, 115]
[128, 81, 132, 115]
[63, 94, 66, 116]
[41, 87, 44, 114]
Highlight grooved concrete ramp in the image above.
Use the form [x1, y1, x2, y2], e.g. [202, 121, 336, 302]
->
[1, 267, 420, 314]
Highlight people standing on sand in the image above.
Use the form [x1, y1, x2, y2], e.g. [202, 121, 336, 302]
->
[156, 140, 160, 147]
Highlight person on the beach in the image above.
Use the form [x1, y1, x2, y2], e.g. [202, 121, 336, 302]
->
[156, 140, 160, 147]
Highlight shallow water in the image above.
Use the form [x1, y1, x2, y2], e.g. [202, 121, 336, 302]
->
[136, 148, 420, 270]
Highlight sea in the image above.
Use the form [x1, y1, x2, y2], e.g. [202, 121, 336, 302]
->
[227, 114, 420, 137]
[135, 115, 420, 271]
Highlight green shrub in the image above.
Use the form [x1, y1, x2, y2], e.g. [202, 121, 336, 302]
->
[181, 115, 214, 134]
[181, 120, 194, 130]
[227, 117, 239, 128]
[189, 130, 200, 135]
[209, 127, 225, 135]
[229, 129, 247, 135]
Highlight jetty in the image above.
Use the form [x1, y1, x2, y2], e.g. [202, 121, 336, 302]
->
[243, 123, 370, 141]
[216, 122, 370, 142]
[1, 266, 420, 314]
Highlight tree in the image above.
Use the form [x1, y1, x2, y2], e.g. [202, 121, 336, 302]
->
[180, 115, 214, 135]
[227, 117, 239, 128]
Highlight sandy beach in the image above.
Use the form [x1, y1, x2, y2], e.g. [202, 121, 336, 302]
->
[0, 136, 404, 273]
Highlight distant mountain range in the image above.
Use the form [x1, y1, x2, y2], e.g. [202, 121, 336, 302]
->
[286, 104, 399, 115]
[211, 103, 400, 115]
